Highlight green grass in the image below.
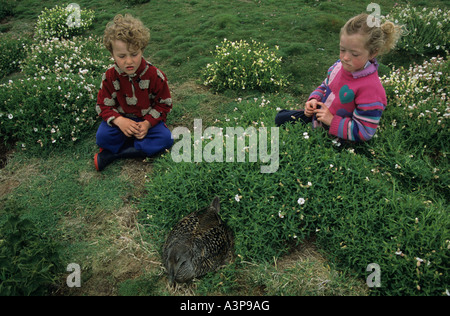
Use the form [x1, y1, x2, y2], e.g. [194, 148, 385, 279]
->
[0, 0, 449, 296]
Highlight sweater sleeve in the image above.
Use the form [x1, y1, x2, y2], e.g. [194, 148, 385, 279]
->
[308, 80, 327, 102]
[96, 71, 121, 126]
[329, 101, 386, 142]
[308, 60, 341, 102]
[144, 67, 173, 127]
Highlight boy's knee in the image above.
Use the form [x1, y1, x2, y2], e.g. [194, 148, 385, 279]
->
[136, 123, 173, 156]
[96, 121, 126, 153]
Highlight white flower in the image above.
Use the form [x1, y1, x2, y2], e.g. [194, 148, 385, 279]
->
[8, 114, 13, 119]
[234, 194, 241, 202]
[332, 138, 341, 146]
[278, 211, 284, 218]
[297, 197, 305, 205]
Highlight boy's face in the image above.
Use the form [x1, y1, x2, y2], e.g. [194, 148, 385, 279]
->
[339, 32, 376, 73]
[111, 40, 143, 75]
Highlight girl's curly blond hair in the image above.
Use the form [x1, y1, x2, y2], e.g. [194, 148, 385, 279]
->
[103, 14, 150, 54]
[341, 13, 403, 56]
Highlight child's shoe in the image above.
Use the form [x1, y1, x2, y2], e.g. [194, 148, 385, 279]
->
[94, 147, 146, 171]
[94, 148, 116, 171]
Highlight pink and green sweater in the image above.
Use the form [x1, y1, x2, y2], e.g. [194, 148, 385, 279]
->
[308, 59, 387, 142]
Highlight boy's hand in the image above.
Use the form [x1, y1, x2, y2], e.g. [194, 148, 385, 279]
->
[135, 120, 151, 139]
[314, 106, 334, 126]
[305, 99, 322, 117]
[113, 116, 141, 137]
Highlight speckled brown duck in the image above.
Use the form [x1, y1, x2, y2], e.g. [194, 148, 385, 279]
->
[162, 196, 234, 286]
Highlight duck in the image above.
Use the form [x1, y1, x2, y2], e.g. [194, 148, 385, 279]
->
[162, 196, 234, 286]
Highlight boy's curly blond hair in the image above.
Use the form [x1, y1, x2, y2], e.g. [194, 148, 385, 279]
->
[103, 14, 150, 54]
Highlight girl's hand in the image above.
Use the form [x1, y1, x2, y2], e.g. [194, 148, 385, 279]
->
[135, 120, 151, 139]
[314, 106, 334, 126]
[305, 99, 322, 117]
[113, 116, 141, 137]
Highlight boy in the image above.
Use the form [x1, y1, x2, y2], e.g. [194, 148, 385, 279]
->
[94, 14, 174, 171]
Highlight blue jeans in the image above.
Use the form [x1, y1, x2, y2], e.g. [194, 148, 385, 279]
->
[275, 109, 312, 126]
[96, 119, 174, 156]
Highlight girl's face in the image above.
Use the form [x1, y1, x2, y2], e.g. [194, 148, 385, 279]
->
[339, 32, 377, 72]
[111, 40, 142, 75]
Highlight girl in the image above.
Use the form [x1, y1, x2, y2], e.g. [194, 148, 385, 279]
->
[94, 14, 174, 171]
[275, 13, 402, 142]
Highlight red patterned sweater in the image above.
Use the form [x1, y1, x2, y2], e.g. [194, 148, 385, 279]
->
[96, 57, 172, 127]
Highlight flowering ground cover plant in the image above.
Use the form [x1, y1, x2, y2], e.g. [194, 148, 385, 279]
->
[34, 4, 95, 40]
[0, 3, 108, 152]
[20, 36, 111, 79]
[0, 34, 32, 79]
[383, 5, 449, 57]
[0, 35, 111, 152]
[380, 56, 449, 158]
[0, 73, 98, 151]
[202, 38, 289, 92]
[140, 93, 449, 295]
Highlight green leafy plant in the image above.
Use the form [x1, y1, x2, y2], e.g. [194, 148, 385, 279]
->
[20, 36, 111, 79]
[383, 5, 449, 57]
[202, 38, 289, 92]
[0, 34, 32, 79]
[0, 0, 16, 21]
[140, 93, 449, 295]
[0, 35, 111, 152]
[0, 205, 62, 296]
[380, 56, 449, 166]
[34, 4, 95, 40]
[0, 73, 99, 151]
